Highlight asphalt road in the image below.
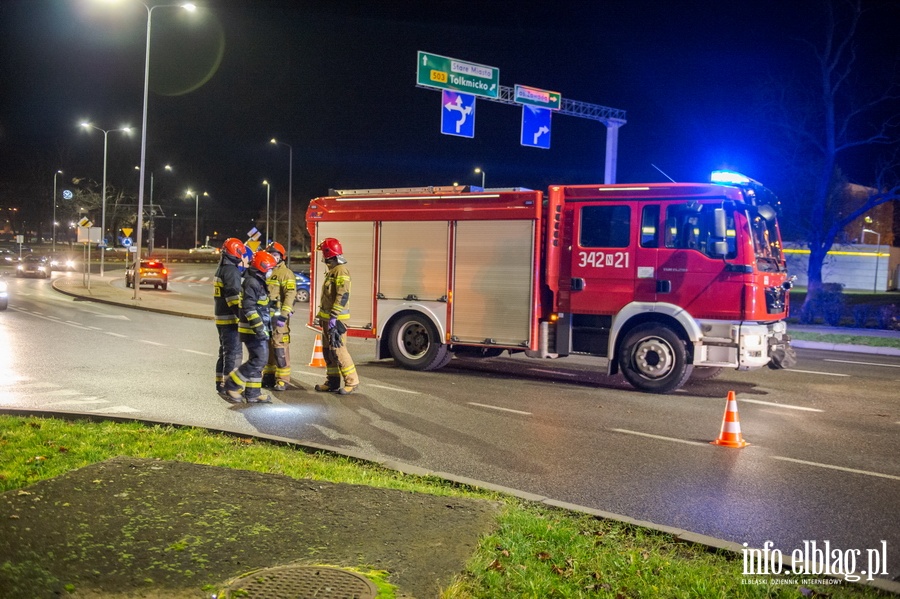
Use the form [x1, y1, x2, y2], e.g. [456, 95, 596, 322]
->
[2, 267, 898, 583]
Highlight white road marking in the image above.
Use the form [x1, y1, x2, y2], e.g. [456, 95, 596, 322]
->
[824, 359, 900, 369]
[467, 402, 532, 416]
[368, 384, 420, 394]
[138, 340, 164, 346]
[610, 428, 710, 447]
[770, 456, 900, 481]
[737, 399, 824, 412]
[528, 368, 577, 377]
[181, 349, 215, 356]
[105, 332, 127, 338]
[789, 369, 849, 377]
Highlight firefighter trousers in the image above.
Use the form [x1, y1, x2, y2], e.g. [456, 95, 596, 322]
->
[262, 319, 291, 384]
[321, 330, 359, 388]
[226, 336, 269, 399]
[216, 324, 241, 392]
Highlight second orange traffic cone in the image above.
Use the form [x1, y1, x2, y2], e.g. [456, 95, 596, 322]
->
[711, 391, 750, 448]
[308, 334, 326, 368]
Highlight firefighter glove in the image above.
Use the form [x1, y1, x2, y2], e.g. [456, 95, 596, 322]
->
[327, 316, 337, 330]
[275, 315, 287, 328]
[328, 327, 343, 349]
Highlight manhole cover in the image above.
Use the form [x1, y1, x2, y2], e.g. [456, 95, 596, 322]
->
[223, 565, 378, 599]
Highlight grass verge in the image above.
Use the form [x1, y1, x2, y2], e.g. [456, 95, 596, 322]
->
[0, 415, 892, 598]
[790, 331, 900, 349]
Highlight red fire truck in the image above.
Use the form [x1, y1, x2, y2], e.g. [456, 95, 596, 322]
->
[305, 172, 796, 394]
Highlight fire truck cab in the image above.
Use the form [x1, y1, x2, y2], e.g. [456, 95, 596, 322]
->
[306, 174, 795, 394]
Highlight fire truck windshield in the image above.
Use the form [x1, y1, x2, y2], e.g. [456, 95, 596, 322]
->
[748, 211, 785, 272]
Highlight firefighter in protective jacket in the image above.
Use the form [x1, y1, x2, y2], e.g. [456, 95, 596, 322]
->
[262, 241, 297, 391]
[225, 250, 276, 403]
[213, 238, 246, 395]
[314, 237, 359, 395]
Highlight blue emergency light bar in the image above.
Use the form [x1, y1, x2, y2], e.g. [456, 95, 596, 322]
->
[710, 170, 752, 185]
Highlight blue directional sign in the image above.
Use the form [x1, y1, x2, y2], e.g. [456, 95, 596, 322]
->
[520, 105, 551, 149]
[441, 90, 476, 138]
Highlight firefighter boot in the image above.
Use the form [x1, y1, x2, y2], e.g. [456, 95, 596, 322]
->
[315, 378, 341, 393]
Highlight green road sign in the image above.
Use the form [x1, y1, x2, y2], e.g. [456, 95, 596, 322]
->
[417, 51, 499, 99]
[514, 84, 561, 110]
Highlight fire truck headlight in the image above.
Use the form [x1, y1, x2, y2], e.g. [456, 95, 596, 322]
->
[744, 334, 763, 348]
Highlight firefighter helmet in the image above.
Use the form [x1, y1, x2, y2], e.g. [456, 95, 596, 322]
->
[317, 237, 343, 259]
[222, 238, 246, 259]
[266, 241, 286, 260]
[251, 250, 277, 274]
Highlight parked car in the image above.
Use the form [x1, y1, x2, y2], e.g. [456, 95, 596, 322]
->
[0, 279, 8, 310]
[189, 245, 219, 254]
[17, 255, 50, 278]
[126, 259, 168, 290]
[294, 271, 310, 302]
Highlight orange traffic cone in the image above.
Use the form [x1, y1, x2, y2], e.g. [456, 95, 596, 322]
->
[308, 334, 326, 368]
[711, 391, 750, 448]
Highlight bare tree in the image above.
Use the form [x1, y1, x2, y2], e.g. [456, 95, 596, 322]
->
[766, 0, 899, 307]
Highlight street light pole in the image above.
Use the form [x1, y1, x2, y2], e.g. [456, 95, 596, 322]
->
[262, 180, 271, 245]
[52, 170, 62, 254]
[186, 190, 207, 248]
[81, 123, 132, 277]
[474, 167, 486, 188]
[862, 228, 882, 293]
[270, 138, 293, 266]
[133, 2, 197, 301]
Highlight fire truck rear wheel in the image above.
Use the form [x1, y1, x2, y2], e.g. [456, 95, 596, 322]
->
[389, 313, 451, 371]
[618, 323, 693, 394]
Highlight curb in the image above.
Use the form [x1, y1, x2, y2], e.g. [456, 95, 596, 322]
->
[791, 339, 900, 356]
[50, 277, 213, 321]
[2, 407, 898, 595]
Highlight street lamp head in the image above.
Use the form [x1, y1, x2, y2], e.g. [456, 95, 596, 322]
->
[263, 180, 269, 186]
[164, 164, 173, 171]
[182, 3, 197, 11]
[270, 138, 277, 144]
[474, 167, 483, 174]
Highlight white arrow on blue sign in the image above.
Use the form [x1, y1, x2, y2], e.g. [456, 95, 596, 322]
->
[441, 90, 476, 138]
[521, 105, 551, 149]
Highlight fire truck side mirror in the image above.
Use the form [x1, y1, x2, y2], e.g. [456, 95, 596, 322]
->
[710, 207, 729, 258]
[757, 205, 777, 222]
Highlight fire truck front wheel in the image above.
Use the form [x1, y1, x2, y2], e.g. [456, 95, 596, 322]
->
[388, 313, 452, 371]
[618, 323, 693, 394]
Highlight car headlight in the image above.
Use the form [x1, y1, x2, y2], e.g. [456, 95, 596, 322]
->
[17, 265, 23, 271]
[66, 260, 75, 268]
[0, 281, 7, 293]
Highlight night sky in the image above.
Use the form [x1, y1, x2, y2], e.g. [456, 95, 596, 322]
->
[1, 0, 896, 242]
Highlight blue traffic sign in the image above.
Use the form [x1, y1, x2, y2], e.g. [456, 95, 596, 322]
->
[441, 90, 476, 138]
[521, 105, 551, 149]
[121, 237, 133, 247]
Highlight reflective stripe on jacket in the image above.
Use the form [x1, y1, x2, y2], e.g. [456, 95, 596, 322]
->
[317, 262, 351, 321]
[238, 271, 271, 336]
[266, 261, 297, 316]
[213, 256, 243, 325]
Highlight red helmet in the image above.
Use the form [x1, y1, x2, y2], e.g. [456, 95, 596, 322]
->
[222, 238, 246, 259]
[266, 241, 286, 259]
[317, 237, 343, 259]
[251, 250, 277, 274]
